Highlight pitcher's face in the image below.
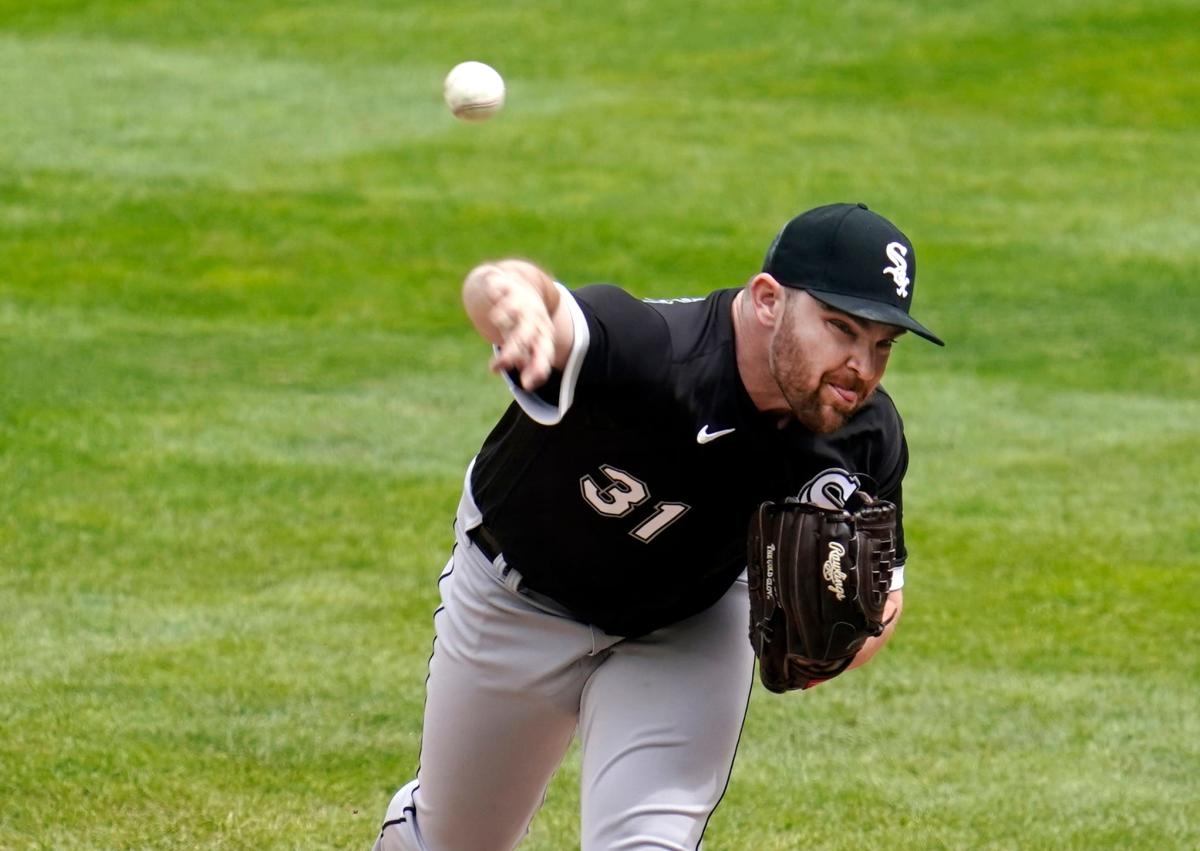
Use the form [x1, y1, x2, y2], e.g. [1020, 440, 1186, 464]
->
[768, 290, 904, 433]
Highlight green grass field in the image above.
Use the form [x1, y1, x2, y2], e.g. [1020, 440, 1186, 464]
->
[2, 1, 1198, 848]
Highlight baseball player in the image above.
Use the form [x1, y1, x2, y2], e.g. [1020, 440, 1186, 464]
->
[374, 203, 943, 850]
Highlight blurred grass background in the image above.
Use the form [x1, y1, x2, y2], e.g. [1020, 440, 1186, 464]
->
[1, 1, 1197, 848]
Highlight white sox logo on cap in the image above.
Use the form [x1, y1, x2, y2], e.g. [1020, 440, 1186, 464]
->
[761, 203, 944, 345]
[882, 242, 910, 298]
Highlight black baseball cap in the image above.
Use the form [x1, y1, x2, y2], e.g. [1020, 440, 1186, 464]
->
[762, 202, 944, 346]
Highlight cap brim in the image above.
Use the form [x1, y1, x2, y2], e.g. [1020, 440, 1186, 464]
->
[806, 289, 945, 346]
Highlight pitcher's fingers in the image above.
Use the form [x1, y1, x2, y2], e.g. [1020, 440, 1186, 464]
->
[491, 336, 527, 373]
[488, 300, 518, 333]
[518, 341, 554, 390]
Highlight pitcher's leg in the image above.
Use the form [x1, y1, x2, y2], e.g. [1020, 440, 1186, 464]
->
[375, 537, 597, 851]
[578, 575, 755, 851]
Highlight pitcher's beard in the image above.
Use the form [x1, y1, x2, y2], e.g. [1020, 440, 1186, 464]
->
[776, 380, 850, 434]
[769, 330, 866, 434]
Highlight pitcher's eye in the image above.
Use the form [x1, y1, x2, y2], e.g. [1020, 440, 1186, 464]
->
[828, 319, 854, 338]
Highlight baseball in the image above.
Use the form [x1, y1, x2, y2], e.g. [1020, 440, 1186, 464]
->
[444, 61, 506, 122]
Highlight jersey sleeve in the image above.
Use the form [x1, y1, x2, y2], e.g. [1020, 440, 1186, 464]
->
[573, 284, 672, 387]
[500, 283, 670, 425]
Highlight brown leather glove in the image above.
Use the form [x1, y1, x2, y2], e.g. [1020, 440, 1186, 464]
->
[747, 497, 897, 693]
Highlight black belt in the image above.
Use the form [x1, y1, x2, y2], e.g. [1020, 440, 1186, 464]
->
[467, 523, 504, 562]
[468, 524, 581, 619]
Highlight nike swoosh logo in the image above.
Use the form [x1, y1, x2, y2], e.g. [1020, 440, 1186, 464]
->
[696, 425, 736, 444]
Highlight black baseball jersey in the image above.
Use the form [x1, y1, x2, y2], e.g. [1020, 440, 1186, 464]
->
[469, 285, 909, 638]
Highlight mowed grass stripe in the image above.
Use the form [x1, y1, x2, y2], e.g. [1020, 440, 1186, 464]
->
[0, 33, 619, 185]
[0, 34, 453, 179]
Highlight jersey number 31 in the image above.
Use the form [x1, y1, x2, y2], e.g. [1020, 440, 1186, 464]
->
[579, 465, 690, 543]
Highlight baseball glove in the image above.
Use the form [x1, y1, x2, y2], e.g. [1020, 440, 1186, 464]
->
[746, 497, 897, 693]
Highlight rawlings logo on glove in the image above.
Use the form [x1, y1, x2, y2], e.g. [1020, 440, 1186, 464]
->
[822, 542, 848, 600]
[747, 496, 897, 693]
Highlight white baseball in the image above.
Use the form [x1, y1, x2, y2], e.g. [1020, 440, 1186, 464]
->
[443, 61, 506, 122]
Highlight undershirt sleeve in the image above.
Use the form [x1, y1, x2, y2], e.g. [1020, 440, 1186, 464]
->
[875, 432, 909, 591]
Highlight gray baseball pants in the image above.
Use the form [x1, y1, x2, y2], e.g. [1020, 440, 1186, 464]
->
[373, 500, 755, 851]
